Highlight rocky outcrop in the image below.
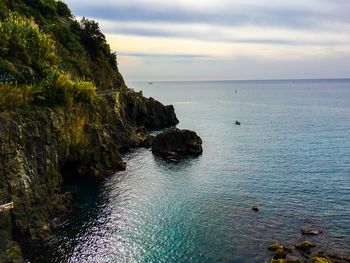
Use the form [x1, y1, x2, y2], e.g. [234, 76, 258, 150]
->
[152, 128, 202, 158]
[119, 91, 179, 129]
[0, 90, 178, 261]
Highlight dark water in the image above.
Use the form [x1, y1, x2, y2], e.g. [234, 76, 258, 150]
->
[40, 79, 350, 262]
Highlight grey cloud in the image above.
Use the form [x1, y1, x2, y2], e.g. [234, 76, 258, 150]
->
[67, 2, 350, 30]
[118, 52, 209, 59]
[104, 26, 347, 46]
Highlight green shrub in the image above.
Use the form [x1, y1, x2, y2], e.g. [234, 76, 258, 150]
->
[1, 0, 124, 93]
[0, 70, 96, 110]
[0, 13, 59, 83]
[0, 13, 97, 110]
[0, 83, 43, 109]
[46, 70, 96, 108]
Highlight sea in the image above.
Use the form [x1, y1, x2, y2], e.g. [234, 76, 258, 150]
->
[34, 79, 350, 262]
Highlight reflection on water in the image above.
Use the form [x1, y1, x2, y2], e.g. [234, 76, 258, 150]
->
[34, 79, 350, 262]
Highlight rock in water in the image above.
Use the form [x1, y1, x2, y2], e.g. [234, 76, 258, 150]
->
[312, 256, 332, 263]
[152, 128, 203, 158]
[268, 242, 283, 251]
[252, 206, 259, 212]
[270, 258, 306, 263]
[301, 229, 322, 235]
[274, 248, 287, 259]
[295, 241, 316, 251]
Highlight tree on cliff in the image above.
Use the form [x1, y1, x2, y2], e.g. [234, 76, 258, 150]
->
[0, 0, 123, 90]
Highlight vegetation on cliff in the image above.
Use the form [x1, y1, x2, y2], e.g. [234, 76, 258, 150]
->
[0, 13, 96, 110]
[0, 0, 124, 112]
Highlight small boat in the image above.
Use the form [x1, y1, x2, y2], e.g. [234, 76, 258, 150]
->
[148, 82, 153, 85]
[235, 120, 241, 125]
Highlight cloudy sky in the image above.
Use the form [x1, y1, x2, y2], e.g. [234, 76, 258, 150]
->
[65, 0, 350, 81]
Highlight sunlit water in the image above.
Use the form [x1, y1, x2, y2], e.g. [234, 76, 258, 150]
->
[34, 79, 350, 262]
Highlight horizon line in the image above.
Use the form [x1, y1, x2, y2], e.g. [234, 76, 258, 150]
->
[128, 77, 350, 83]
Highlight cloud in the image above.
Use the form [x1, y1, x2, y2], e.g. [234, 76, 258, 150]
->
[118, 54, 350, 81]
[106, 33, 350, 61]
[65, 0, 350, 80]
[67, 0, 350, 29]
[99, 20, 350, 46]
[118, 52, 209, 59]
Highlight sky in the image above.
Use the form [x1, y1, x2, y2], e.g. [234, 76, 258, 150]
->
[65, 0, 350, 81]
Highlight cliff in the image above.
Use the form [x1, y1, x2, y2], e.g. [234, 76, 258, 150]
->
[0, 90, 178, 262]
[0, 0, 179, 261]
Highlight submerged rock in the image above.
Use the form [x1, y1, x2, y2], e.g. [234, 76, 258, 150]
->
[268, 242, 294, 261]
[301, 229, 323, 236]
[275, 248, 287, 259]
[312, 256, 333, 263]
[270, 260, 286, 263]
[152, 128, 203, 158]
[268, 242, 284, 251]
[295, 241, 316, 251]
[286, 256, 306, 263]
[270, 258, 306, 263]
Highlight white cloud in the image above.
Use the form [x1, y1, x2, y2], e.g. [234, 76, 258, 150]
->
[65, 0, 350, 80]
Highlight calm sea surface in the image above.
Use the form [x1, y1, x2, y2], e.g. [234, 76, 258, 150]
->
[38, 79, 350, 262]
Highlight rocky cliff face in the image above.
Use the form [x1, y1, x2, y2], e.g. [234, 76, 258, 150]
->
[0, 89, 178, 261]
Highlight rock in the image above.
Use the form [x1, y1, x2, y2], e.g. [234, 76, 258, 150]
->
[268, 242, 283, 251]
[274, 248, 287, 259]
[343, 256, 350, 262]
[268, 242, 293, 261]
[121, 91, 179, 129]
[252, 206, 259, 212]
[286, 256, 306, 263]
[295, 241, 316, 251]
[312, 256, 333, 263]
[152, 128, 203, 158]
[270, 260, 286, 263]
[301, 229, 322, 235]
[270, 258, 305, 263]
[141, 136, 154, 148]
[268, 242, 292, 253]
[134, 126, 153, 148]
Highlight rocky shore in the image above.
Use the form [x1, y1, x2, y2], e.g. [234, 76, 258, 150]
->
[0, 89, 178, 262]
[267, 238, 350, 263]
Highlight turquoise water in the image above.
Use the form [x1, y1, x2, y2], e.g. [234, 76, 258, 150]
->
[40, 79, 350, 262]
